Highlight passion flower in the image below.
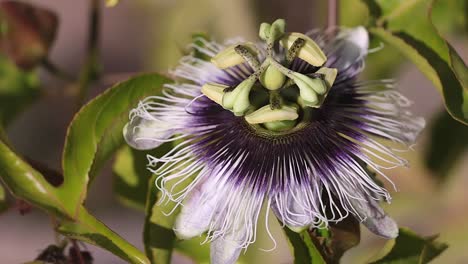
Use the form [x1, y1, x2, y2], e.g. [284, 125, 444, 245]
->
[124, 19, 425, 264]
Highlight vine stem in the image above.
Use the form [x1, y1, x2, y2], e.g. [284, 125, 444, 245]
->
[75, 0, 101, 110]
[327, 0, 339, 30]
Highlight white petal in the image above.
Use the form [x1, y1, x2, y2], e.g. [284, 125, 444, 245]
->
[210, 234, 244, 264]
[270, 185, 321, 232]
[124, 116, 174, 150]
[173, 183, 218, 239]
[350, 196, 398, 239]
[329, 26, 369, 71]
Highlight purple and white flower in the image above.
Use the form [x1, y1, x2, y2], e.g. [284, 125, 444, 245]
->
[124, 20, 425, 264]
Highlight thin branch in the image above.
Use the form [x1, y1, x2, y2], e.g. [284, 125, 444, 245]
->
[75, 0, 101, 109]
[41, 59, 74, 82]
[327, 0, 339, 30]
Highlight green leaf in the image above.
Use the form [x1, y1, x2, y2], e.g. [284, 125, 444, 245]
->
[282, 227, 326, 264]
[0, 55, 40, 126]
[369, 227, 448, 264]
[0, 137, 65, 216]
[424, 110, 468, 182]
[58, 206, 150, 264]
[61, 73, 171, 216]
[362, 0, 468, 124]
[113, 144, 171, 211]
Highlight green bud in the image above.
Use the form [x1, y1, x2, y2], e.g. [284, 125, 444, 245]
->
[211, 42, 257, 69]
[201, 82, 229, 105]
[316, 67, 338, 89]
[260, 65, 286, 90]
[280, 32, 326, 67]
[263, 119, 296, 132]
[222, 77, 256, 115]
[245, 104, 298, 124]
[259, 23, 271, 41]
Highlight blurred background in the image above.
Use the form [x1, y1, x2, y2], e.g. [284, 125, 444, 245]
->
[0, 0, 466, 263]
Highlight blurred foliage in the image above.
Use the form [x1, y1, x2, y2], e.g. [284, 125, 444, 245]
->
[425, 110, 468, 182]
[113, 144, 171, 211]
[106, 0, 120, 8]
[0, 1, 58, 70]
[369, 228, 448, 264]
[0, 55, 40, 126]
[363, 0, 468, 124]
[431, 0, 467, 34]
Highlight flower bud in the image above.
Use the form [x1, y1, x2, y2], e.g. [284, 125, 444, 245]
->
[245, 104, 298, 124]
[259, 65, 286, 90]
[201, 82, 229, 105]
[211, 42, 257, 69]
[280, 32, 326, 67]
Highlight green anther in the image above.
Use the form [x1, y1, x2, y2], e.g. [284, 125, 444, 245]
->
[293, 72, 327, 95]
[292, 73, 319, 107]
[201, 82, 230, 105]
[222, 77, 256, 114]
[245, 104, 298, 124]
[316, 67, 338, 88]
[211, 42, 258, 69]
[280, 32, 327, 67]
[260, 64, 286, 90]
[233, 79, 253, 116]
[286, 38, 306, 65]
[234, 45, 260, 70]
[263, 120, 297, 132]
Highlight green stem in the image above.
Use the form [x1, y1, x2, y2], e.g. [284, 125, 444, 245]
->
[76, 0, 101, 109]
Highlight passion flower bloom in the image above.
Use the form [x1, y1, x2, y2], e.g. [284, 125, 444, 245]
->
[124, 19, 424, 263]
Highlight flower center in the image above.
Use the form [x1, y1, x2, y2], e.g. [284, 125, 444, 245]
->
[201, 19, 338, 132]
